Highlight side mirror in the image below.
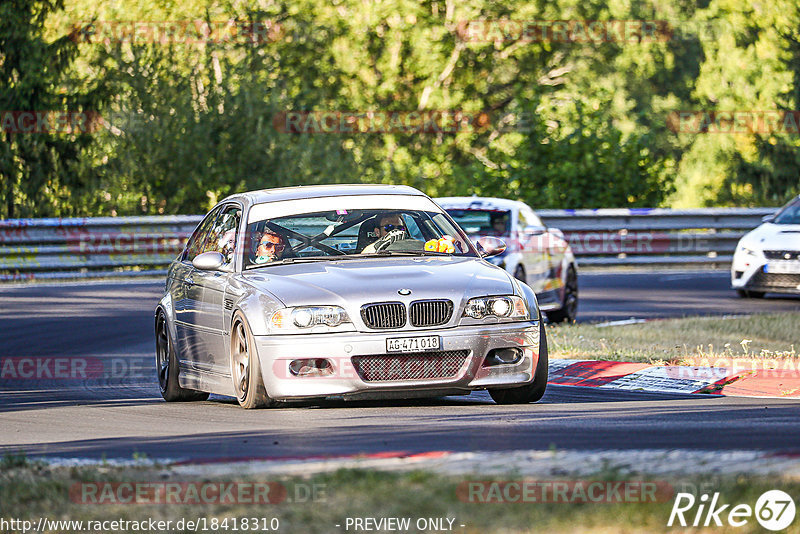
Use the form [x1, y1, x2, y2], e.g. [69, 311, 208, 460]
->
[476, 236, 507, 258]
[525, 225, 547, 235]
[192, 251, 227, 271]
[762, 214, 775, 223]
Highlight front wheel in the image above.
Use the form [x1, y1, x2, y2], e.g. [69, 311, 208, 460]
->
[155, 311, 209, 402]
[488, 325, 549, 404]
[230, 312, 279, 409]
[514, 265, 526, 283]
[545, 265, 578, 323]
[737, 289, 765, 298]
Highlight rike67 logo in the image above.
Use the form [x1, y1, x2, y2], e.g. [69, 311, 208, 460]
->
[668, 490, 796, 531]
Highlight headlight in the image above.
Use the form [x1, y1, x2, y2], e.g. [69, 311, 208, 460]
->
[462, 295, 529, 320]
[269, 306, 353, 333]
[738, 246, 758, 257]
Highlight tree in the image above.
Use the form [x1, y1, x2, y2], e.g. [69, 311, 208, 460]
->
[0, 0, 106, 218]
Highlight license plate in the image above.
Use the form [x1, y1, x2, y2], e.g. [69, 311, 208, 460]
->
[766, 261, 800, 274]
[386, 336, 441, 353]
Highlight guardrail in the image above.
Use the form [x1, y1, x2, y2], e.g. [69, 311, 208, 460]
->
[536, 207, 777, 267]
[0, 208, 778, 281]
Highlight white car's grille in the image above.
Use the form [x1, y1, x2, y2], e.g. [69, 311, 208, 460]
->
[764, 250, 800, 260]
[351, 350, 468, 381]
[749, 270, 800, 289]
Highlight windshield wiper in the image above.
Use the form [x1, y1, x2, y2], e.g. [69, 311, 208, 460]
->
[245, 251, 466, 269]
[359, 251, 454, 257]
[245, 257, 341, 269]
[245, 254, 380, 269]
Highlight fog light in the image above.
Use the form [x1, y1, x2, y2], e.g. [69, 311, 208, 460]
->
[289, 358, 334, 377]
[483, 348, 522, 367]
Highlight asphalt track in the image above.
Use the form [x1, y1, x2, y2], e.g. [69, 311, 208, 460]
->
[1, 270, 799, 461]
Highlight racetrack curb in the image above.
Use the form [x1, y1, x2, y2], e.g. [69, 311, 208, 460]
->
[549, 359, 800, 398]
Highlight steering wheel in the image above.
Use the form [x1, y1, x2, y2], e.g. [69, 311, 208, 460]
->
[373, 229, 405, 252]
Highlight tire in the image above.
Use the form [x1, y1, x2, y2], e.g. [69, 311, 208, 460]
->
[155, 311, 209, 402]
[545, 265, 578, 323]
[514, 264, 526, 283]
[488, 325, 549, 404]
[737, 289, 765, 298]
[230, 312, 278, 409]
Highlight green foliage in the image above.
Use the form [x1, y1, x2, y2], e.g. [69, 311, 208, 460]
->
[0, 0, 108, 218]
[2, 0, 800, 217]
[1, 451, 29, 469]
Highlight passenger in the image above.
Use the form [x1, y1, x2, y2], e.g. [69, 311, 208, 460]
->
[254, 229, 287, 264]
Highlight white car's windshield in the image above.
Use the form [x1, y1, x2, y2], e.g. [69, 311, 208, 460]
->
[245, 207, 476, 267]
[445, 208, 511, 237]
[773, 197, 800, 225]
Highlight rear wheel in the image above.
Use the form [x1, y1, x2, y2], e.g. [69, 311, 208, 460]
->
[155, 311, 209, 402]
[489, 326, 549, 404]
[545, 265, 578, 323]
[737, 289, 765, 298]
[231, 312, 278, 409]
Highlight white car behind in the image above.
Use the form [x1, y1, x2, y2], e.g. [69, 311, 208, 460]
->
[437, 196, 578, 322]
[732, 195, 800, 298]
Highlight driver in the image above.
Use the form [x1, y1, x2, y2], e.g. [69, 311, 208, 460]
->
[254, 229, 287, 264]
[490, 213, 509, 236]
[362, 213, 407, 253]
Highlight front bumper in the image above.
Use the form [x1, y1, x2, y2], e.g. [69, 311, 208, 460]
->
[731, 253, 800, 294]
[254, 322, 541, 400]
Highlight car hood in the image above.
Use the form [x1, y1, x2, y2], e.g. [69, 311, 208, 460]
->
[241, 256, 514, 307]
[740, 223, 800, 251]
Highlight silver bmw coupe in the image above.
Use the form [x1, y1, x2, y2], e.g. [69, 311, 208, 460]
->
[155, 185, 548, 408]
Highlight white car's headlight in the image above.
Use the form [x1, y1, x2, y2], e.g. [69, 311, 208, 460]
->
[462, 295, 530, 321]
[738, 245, 758, 257]
[269, 306, 353, 333]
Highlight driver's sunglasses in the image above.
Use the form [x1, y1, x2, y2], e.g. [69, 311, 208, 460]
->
[382, 224, 405, 232]
[258, 240, 284, 251]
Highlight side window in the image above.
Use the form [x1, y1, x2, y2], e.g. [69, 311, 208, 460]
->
[517, 209, 529, 231]
[400, 214, 424, 241]
[521, 209, 543, 229]
[184, 207, 222, 262]
[203, 206, 242, 264]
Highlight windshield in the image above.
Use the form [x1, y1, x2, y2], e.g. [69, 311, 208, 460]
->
[773, 197, 800, 225]
[244, 207, 476, 268]
[445, 208, 511, 237]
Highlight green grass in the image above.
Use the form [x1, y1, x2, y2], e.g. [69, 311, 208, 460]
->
[548, 312, 799, 363]
[1, 464, 799, 533]
[1, 451, 32, 469]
